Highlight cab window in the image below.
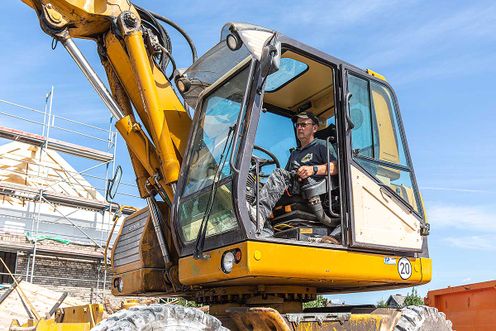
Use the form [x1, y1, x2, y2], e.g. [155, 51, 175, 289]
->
[348, 74, 422, 214]
[178, 66, 251, 242]
[254, 111, 295, 173]
[347, 75, 376, 158]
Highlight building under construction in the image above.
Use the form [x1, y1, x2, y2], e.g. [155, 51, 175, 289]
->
[0, 89, 136, 302]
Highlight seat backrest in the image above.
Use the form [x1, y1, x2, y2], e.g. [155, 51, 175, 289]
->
[315, 123, 336, 143]
[314, 124, 338, 190]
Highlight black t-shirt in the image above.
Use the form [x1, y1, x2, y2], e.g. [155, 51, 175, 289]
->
[285, 138, 337, 180]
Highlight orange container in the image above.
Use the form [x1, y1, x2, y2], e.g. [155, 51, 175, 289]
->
[425, 280, 496, 331]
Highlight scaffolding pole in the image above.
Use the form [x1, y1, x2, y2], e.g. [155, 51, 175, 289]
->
[0, 88, 130, 301]
[30, 87, 53, 283]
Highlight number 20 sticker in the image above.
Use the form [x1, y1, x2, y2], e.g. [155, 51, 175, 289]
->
[398, 257, 412, 280]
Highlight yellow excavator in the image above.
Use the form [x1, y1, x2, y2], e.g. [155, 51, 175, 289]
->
[13, 0, 452, 330]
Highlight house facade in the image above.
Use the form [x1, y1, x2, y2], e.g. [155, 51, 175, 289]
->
[0, 141, 124, 301]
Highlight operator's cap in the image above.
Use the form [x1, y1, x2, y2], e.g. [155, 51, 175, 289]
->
[294, 111, 319, 125]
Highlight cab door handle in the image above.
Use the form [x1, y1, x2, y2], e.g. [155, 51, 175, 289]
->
[345, 92, 355, 130]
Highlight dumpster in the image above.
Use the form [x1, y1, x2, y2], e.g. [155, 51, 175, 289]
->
[425, 280, 496, 331]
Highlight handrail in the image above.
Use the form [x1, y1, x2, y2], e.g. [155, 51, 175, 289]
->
[326, 137, 340, 218]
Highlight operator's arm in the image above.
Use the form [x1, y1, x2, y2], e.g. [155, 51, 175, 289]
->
[296, 162, 337, 179]
[297, 141, 337, 179]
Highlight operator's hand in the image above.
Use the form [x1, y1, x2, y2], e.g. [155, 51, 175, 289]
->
[297, 165, 314, 180]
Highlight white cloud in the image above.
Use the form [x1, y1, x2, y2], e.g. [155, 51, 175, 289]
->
[283, 0, 400, 27]
[354, 3, 496, 83]
[428, 204, 496, 232]
[443, 235, 496, 251]
[429, 204, 496, 252]
[370, 3, 496, 60]
[422, 186, 495, 194]
[388, 51, 496, 85]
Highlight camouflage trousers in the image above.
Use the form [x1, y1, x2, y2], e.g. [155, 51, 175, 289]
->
[257, 168, 295, 225]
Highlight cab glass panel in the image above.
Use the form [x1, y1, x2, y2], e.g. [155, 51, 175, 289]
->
[347, 74, 422, 214]
[178, 66, 251, 242]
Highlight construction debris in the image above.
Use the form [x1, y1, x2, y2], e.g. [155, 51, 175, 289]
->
[0, 281, 84, 330]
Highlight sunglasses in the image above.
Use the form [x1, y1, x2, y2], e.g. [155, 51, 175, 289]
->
[294, 122, 314, 128]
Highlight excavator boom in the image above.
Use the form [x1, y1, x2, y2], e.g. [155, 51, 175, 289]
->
[22, 0, 191, 202]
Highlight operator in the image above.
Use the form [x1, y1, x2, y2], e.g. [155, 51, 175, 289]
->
[249, 111, 337, 231]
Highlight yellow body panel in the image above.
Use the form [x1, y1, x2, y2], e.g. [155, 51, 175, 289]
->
[179, 241, 431, 291]
[32, 320, 91, 331]
[366, 68, 387, 81]
[105, 32, 191, 187]
[13, 304, 103, 330]
[115, 115, 161, 177]
[227, 307, 405, 331]
[104, 33, 191, 158]
[115, 115, 173, 200]
[21, 0, 136, 39]
[295, 314, 384, 331]
[124, 31, 180, 184]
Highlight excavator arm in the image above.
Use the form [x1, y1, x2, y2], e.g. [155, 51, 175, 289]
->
[21, 0, 192, 202]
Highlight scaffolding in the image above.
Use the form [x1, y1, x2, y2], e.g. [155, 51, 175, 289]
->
[0, 88, 138, 302]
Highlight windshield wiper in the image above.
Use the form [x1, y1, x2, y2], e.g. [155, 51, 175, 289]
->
[193, 125, 235, 259]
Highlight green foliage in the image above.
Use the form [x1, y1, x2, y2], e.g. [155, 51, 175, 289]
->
[303, 295, 329, 309]
[167, 297, 203, 308]
[404, 287, 424, 306]
[376, 298, 388, 307]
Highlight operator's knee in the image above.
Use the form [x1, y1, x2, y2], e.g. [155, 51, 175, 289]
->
[272, 168, 291, 184]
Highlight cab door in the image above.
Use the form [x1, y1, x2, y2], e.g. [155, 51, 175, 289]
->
[341, 66, 425, 251]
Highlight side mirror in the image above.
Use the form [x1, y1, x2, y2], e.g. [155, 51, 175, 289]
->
[106, 165, 122, 201]
[260, 41, 281, 78]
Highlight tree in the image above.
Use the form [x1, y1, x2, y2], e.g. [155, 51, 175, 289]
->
[303, 295, 329, 309]
[403, 287, 424, 306]
[166, 297, 203, 308]
[376, 298, 388, 307]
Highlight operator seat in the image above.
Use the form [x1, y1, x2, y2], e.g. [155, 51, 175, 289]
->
[270, 124, 340, 228]
[315, 123, 337, 148]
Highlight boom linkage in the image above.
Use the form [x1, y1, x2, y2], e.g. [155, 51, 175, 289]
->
[22, 0, 191, 202]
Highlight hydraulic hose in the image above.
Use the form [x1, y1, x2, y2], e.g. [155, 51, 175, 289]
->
[148, 11, 198, 63]
[133, 4, 198, 63]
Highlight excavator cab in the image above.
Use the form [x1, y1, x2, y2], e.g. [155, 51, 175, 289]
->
[104, 22, 432, 305]
[135, 24, 433, 310]
[173, 23, 428, 258]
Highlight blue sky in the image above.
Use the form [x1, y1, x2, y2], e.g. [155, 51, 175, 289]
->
[1, 1, 495, 305]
